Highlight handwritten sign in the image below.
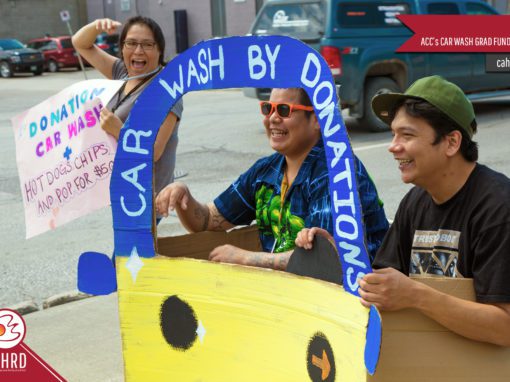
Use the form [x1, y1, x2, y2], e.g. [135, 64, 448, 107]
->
[12, 79, 123, 238]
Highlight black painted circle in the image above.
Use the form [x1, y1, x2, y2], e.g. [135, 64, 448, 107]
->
[306, 332, 336, 382]
[160, 295, 198, 351]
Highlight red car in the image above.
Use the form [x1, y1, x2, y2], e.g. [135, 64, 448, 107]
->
[26, 36, 81, 72]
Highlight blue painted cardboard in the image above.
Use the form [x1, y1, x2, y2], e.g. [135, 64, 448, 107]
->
[109, 36, 372, 296]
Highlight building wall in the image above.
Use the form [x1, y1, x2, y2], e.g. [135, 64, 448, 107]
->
[83, 0, 258, 59]
[225, 0, 258, 36]
[139, 0, 214, 60]
[488, 0, 509, 13]
[0, 0, 87, 42]
[86, 0, 106, 20]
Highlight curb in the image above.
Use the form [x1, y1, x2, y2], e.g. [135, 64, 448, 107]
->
[42, 291, 92, 309]
[7, 300, 39, 315]
[7, 291, 93, 316]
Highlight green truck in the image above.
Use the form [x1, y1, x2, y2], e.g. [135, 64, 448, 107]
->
[245, 0, 510, 131]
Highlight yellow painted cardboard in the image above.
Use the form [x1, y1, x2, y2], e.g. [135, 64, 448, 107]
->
[117, 256, 373, 381]
[116, 228, 510, 381]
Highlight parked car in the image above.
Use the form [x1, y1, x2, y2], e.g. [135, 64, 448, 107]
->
[95, 33, 120, 57]
[246, 0, 510, 131]
[27, 36, 80, 72]
[0, 38, 44, 78]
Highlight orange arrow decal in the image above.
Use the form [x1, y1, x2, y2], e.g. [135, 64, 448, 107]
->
[312, 349, 331, 380]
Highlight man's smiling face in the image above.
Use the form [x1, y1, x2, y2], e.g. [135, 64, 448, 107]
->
[389, 107, 449, 190]
[263, 88, 319, 160]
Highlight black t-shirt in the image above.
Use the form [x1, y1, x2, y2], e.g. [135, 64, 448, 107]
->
[373, 164, 510, 303]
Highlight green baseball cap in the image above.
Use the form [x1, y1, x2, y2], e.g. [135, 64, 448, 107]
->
[371, 75, 476, 138]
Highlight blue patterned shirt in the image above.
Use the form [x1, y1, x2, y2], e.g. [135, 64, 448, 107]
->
[214, 140, 389, 260]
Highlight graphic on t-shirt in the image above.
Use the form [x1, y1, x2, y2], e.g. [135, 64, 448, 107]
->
[255, 184, 305, 253]
[410, 229, 462, 277]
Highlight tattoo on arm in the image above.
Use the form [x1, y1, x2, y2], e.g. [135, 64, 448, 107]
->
[208, 204, 233, 231]
[247, 251, 292, 270]
[201, 206, 210, 231]
[276, 251, 292, 270]
[192, 206, 209, 232]
[250, 252, 265, 268]
[263, 254, 276, 269]
[278, 253, 288, 270]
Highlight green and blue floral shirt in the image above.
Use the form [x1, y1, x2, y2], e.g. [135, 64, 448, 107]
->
[214, 141, 389, 260]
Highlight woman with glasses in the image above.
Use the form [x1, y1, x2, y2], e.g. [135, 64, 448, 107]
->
[155, 88, 388, 271]
[72, 17, 183, 206]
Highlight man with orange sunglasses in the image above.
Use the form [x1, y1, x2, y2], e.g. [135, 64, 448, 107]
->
[155, 88, 388, 270]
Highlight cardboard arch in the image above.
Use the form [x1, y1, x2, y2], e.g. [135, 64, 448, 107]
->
[110, 35, 371, 295]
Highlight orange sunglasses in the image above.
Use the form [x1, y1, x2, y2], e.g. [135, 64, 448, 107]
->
[259, 101, 314, 118]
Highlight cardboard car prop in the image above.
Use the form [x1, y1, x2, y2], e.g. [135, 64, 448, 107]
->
[78, 36, 510, 381]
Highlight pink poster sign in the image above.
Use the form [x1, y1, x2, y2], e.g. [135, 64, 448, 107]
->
[12, 79, 123, 238]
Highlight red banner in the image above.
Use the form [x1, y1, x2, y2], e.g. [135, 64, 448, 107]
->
[397, 15, 510, 52]
[0, 309, 66, 381]
[0, 344, 66, 381]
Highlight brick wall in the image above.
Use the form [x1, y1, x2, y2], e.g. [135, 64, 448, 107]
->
[83, 0, 259, 59]
[0, 0, 87, 43]
[225, 0, 258, 36]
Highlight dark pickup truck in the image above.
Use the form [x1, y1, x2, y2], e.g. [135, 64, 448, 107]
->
[246, 0, 510, 131]
[0, 39, 44, 78]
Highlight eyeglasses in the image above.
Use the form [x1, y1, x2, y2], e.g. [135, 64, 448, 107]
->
[259, 101, 314, 119]
[123, 40, 157, 51]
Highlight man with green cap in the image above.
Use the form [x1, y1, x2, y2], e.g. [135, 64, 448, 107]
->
[358, 75, 510, 346]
